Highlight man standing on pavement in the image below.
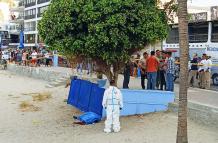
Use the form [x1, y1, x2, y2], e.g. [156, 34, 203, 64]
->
[139, 52, 148, 89]
[205, 56, 212, 89]
[159, 51, 167, 90]
[123, 60, 131, 89]
[155, 50, 161, 89]
[198, 54, 207, 89]
[189, 53, 198, 87]
[146, 51, 159, 90]
[166, 51, 175, 92]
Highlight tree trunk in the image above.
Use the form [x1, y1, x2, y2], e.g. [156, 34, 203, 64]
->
[176, 0, 189, 143]
[104, 67, 119, 87]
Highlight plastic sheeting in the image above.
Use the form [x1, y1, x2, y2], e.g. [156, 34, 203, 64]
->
[102, 89, 175, 117]
[67, 79, 105, 116]
[68, 79, 175, 117]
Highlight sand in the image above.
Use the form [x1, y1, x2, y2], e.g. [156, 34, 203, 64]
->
[0, 70, 218, 143]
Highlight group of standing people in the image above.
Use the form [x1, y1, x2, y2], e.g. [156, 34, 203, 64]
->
[1, 48, 53, 67]
[123, 50, 176, 92]
[189, 53, 212, 89]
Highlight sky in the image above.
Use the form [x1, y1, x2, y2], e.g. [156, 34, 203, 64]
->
[0, 0, 218, 25]
[188, 0, 218, 7]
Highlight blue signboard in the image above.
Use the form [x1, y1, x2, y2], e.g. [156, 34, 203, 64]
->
[19, 31, 24, 49]
[207, 47, 218, 51]
[0, 33, 2, 49]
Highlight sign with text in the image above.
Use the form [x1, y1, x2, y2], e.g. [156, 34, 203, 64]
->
[211, 6, 218, 21]
[189, 12, 207, 23]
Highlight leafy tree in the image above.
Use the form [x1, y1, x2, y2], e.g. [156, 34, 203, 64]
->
[38, 0, 169, 84]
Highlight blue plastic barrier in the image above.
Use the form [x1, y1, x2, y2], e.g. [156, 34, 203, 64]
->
[68, 79, 175, 117]
[68, 79, 105, 116]
[102, 89, 175, 117]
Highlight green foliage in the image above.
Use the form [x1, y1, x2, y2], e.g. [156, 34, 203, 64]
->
[38, 0, 168, 65]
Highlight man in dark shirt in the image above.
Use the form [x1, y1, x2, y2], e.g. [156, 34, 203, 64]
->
[189, 54, 198, 87]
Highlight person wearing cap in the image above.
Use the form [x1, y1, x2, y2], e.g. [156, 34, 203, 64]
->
[102, 80, 123, 133]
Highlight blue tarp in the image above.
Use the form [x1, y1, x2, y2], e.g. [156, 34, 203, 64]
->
[68, 79, 175, 117]
[19, 31, 24, 49]
[75, 112, 102, 124]
[68, 79, 105, 116]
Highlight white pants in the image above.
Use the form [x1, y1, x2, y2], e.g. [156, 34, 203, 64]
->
[104, 105, 120, 132]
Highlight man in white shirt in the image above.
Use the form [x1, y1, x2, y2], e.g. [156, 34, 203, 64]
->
[198, 54, 207, 89]
[31, 50, 38, 67]
[205, 56, 212, 89]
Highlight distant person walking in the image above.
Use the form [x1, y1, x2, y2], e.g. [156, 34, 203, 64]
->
[146, 51, 159, 90]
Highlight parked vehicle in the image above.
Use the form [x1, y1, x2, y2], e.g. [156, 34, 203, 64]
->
[211, 66, 218, 86]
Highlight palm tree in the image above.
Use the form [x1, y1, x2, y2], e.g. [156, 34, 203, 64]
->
[176, 0, 189, 143]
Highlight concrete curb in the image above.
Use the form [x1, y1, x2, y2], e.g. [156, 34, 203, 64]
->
[7, 64, 71, 82]
[169, 101, 218, 128]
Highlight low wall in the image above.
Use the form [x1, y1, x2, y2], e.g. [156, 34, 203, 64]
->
[7, 64, 71, 82]
[169, 101, 218, 128]
[68, 79, 175, 117]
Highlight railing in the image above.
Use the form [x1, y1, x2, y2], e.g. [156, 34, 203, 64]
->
[37, 13, 43, 18]
[18, 1, 24, 7]
[17, 15, 24, 20]
[189, 34, 208, 43]
[211, 34, 218, 42]
[166, 34, 208, 44]
[25, 39, 36, 44]
[24, 27, 36, 32]
[37, 0, 50, 4]
[25, 2, 36, 8]
[25, 15, 36, 20]
[166, 36, 179, 44]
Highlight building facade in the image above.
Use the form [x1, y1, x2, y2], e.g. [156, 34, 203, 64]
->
[24, 0, 50, 48]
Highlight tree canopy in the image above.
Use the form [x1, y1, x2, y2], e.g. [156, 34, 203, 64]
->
[38, 0, 169, 81]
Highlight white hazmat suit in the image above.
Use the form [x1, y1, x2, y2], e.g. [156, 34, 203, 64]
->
[102, 86, 123, 133]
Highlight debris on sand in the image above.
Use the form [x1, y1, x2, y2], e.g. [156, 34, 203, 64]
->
[31, 92, 52, 102]
[19, 101, 40, 112]
[22, 91, 52, 102]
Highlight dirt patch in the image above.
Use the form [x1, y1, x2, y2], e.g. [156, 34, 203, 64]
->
[19, 101, 40, 112]
[22, 91, 52, 102]
[31, 92, 52, 102]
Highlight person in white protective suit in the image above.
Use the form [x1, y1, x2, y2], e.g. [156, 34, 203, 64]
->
[102, 80, 123, 133]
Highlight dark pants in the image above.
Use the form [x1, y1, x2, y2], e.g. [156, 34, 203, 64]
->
[147, 72, 157, 90]
[123, 73, 130, 89]
[166, 73, 174, 91]
[156, 70, 160, 89]
[160, 70, 166, 90]
[141, 73, 146, 89]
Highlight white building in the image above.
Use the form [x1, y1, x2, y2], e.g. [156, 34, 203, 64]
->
[23, 0, 50, 48]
